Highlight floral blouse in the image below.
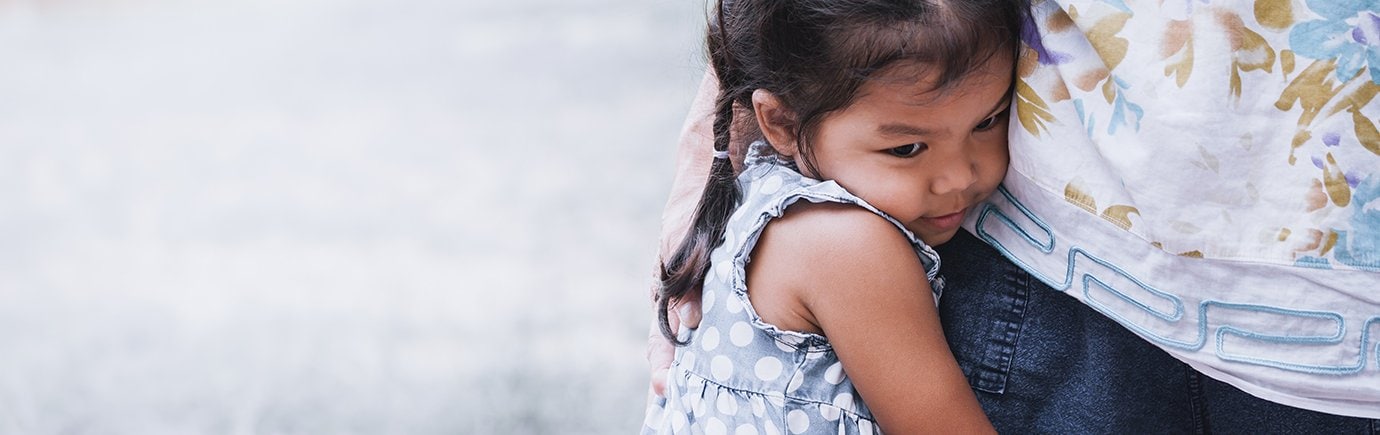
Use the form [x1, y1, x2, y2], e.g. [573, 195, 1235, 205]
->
[982, 0, 1380, 418]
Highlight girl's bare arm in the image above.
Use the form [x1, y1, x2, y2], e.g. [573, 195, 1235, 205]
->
[749, 203, 995, 433]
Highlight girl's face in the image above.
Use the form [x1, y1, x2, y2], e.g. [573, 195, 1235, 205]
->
[784, 54, 1013, 246]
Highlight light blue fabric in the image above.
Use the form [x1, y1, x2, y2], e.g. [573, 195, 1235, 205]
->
[643, 142, 941, 434]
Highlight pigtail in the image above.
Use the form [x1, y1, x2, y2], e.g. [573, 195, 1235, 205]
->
[655, 0, 1024, 345]
[656, 0, 746, 345]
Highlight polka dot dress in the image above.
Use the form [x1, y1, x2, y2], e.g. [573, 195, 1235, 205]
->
[643, 142, 942, 435]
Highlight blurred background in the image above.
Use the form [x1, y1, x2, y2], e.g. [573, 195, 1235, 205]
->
[0, 0, 705, 432]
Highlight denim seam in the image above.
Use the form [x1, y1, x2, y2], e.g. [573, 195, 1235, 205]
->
[958, 258, 1028, 395]
[1186, 368, 1209, 435]
[978, 265, 1030, 394]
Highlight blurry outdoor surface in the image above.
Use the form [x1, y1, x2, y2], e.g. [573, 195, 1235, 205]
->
[0, 0, 704, 432]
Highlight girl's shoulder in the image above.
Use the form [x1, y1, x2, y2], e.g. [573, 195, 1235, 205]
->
[755, 201, 929, 288]
[730, 144, 940, 286]
[743, 194, 937, 338]
[727, 143, 941, 318]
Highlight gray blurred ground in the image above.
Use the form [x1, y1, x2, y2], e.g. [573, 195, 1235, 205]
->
[0, 0, 704, 432]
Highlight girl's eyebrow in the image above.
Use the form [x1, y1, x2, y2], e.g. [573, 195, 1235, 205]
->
[876, 122, 935, 137]
[877, 98, 1013, 137]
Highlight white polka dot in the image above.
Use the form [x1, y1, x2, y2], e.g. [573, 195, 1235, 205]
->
[760, 176, 783, 194]
[736, 424, 760, 435]
[724, 231, 737, 251]
[706, 417, 728, 435]
[725, 295, 744, 313]
[680, 350, 697, 371]
[823, 361, 846, 384]
[693, 396, 709, 417]
[715, 260, 732, 282]
[755, 356, 783, 381]
[785, 370, 804, 394]
[763, 419, 782, 435]
[820, 404, 840, 421]
[711, 355, 735, 381]
[775, 339, 797, 353]
[786, 409, 811, 434]
[716, 392, 739, 416]
[859, 419, 875, 435]
[750, 395, 766, 417]
[832, 393, 855, 412]
[702, 289, 717, 314]
[730, 322, 755, 347]
[672, 408, 688, 431]
[701, 327, 721, 352]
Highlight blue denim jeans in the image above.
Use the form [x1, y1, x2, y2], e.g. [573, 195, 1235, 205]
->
[935, 229, 1380, 434]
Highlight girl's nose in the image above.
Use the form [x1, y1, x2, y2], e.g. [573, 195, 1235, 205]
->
[929, 153, 978, 195]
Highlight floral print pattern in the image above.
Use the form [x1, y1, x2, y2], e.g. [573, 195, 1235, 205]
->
[1289, 0, 1380, 85]
[1014, 0, 1379, 270]
[991, 0, 1380, 416]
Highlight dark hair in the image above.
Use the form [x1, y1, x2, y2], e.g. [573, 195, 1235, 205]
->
[656, 0, 1025, 343]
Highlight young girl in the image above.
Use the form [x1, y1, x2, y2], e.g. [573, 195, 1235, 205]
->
[645, 0, 1020, 433]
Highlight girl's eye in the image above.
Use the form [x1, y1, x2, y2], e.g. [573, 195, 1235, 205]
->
[888, 143, 927, 158]
[975, 109, 1009, 131]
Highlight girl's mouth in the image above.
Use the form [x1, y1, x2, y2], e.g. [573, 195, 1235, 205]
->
[919, 209, 966, 231]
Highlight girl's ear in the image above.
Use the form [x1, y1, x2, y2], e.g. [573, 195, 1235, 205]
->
[751, 89, 798, 157]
